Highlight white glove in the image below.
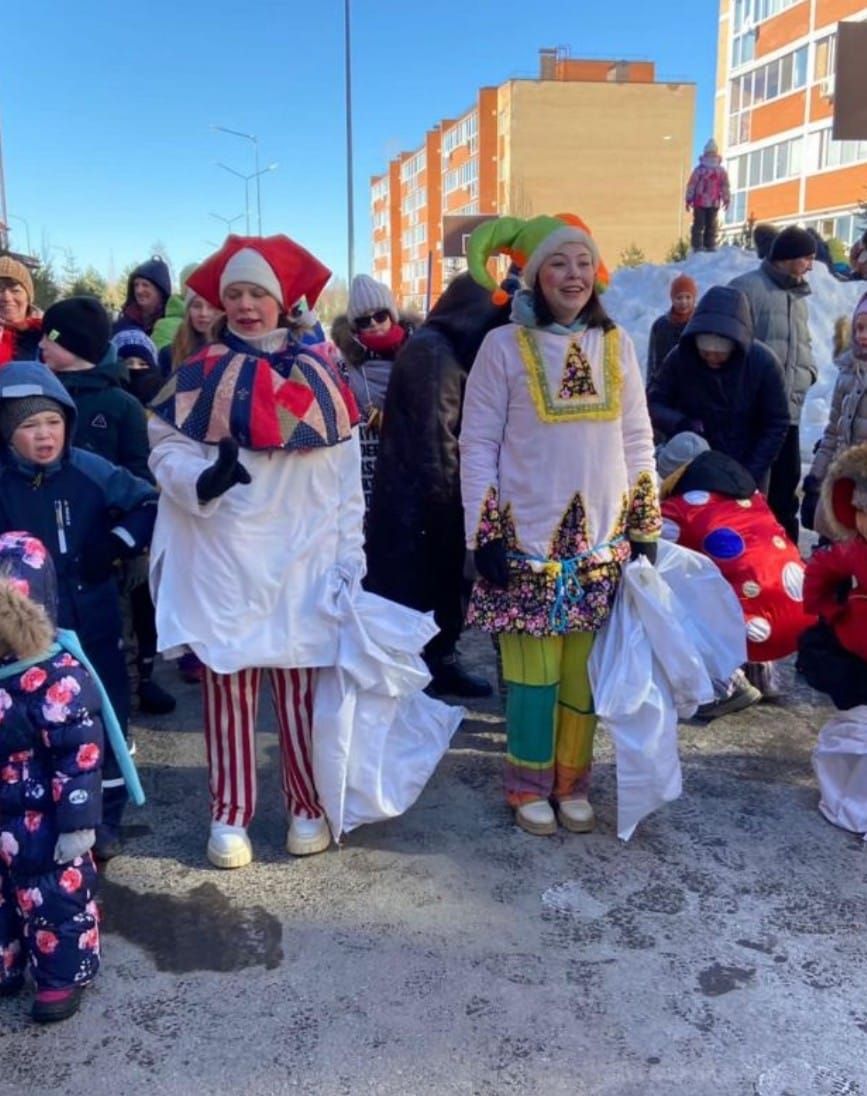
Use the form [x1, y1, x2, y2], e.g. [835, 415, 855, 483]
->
[54, 829, 96, 864]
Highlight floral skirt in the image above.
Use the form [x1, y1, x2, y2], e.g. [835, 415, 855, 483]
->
[466, 556, 624, 637]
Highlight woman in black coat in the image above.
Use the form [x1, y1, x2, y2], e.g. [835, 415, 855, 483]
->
[364, 273, 512, 697]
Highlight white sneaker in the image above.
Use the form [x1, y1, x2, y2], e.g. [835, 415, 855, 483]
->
[556, 797, 595, 833]
[207, 822, 252, 869]
[515, 799, 557, 836]
[286, 815, 331, 857]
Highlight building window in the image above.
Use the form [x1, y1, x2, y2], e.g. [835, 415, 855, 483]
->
[401, 187, 427, 214]
[809, 126, 867, 170]
[442, 112, 478, 157]
[443, 158, 479, 195]
[400, 150, 426, 183]
[814, 33, 836, 81]
[371, 178, 388, 202]
[726, 134, 804, 223]
[727, 44, 808, 146]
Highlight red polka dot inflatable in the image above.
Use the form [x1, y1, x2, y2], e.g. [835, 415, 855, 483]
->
[662, 490, 816, 661]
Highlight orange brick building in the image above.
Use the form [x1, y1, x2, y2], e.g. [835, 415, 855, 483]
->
[371, 51, 695, 311]
[716, 0, 867, 244]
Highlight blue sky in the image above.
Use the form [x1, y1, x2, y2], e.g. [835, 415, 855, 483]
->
[4, 0, 718, 286]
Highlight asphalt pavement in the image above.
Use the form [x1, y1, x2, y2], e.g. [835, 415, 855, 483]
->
[1, 633, 865, 1096]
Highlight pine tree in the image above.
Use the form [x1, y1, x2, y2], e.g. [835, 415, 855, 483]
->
[68, 266, 109, 303]
[31, 261, 62, 310]
[618, 243, 646, 269]
[665, 239, 690, 263]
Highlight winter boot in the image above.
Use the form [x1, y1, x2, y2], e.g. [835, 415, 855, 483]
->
[428, 653, 493, 698]
[32, 986, 84, 1023]
[137, 657, 177, 714]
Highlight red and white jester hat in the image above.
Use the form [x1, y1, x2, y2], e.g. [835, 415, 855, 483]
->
[186, 234, 332, 312]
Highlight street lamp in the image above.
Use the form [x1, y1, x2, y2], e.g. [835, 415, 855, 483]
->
[216, 162, 278, 235]
[209, 211, 245, 234]
[344, 0, 355, 280]
[213, 125, 263, 234]
[8, 213, 31, 256]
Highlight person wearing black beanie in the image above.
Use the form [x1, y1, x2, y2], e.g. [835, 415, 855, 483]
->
[113, 255, 172, 336]
[41, 296, 111, 366]
[730, 226, 817, 543]
[752, 222, 779, 261]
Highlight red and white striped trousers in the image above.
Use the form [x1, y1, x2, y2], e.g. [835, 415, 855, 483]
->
[201, 666, 322, 827]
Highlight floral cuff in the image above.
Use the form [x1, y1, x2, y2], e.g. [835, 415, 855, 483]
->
[627, 470, 662, 542]
[473, 485, 504, 548]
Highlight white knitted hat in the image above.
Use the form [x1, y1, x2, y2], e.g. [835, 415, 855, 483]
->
[219, 248, 283, 306]
[347, 274, 398, 325]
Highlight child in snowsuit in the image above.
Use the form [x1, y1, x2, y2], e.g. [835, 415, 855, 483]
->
[0, 362, 157, 859]
[646, 274, 697, 391]
[685, 139, 731, 253]
[0, 532, 102, 1023]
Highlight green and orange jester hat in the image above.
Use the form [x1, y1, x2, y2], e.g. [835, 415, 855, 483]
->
[466, 213, 610, 303]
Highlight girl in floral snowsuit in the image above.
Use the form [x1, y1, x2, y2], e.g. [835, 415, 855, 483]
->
[0, 532, 103, 1023]
[460, 215, 662, 837]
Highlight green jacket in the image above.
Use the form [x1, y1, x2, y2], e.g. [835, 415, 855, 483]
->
[151, 293, 185, 350]
[55, 349, 153, 482]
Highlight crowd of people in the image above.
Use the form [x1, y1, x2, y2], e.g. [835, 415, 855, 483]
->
[1, 203, 866, 1024]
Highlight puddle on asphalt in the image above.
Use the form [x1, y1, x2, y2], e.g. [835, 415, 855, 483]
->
[100, 878, 284, 973]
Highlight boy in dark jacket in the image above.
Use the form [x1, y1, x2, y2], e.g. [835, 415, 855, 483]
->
[0, 362, 157, 858]
[647, 285, 790, 494]
[0, 533, 103, 1022]
[646, 274, 697, 390]
[40, 298, 175, 716]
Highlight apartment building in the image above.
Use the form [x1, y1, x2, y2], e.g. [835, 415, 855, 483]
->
[370, 50, 695, 311]
[716, 0, 867, 245]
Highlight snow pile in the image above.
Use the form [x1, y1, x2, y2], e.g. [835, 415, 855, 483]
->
[603, 246, 865, 460]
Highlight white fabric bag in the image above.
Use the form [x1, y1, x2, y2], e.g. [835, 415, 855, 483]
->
[313, 579, 464, 840]
[812, 706, 867, 838]
[590, 544, 747, 840]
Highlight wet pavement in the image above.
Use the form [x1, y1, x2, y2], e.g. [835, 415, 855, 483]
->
[1, 633, 865, 1096]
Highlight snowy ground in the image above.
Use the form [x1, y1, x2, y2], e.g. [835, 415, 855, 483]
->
[603, 247, 865, 461]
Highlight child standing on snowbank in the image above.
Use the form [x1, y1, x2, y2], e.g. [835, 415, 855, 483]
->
[0, 533, 103, 1023]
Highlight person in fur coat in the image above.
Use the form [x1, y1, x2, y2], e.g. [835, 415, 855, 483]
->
[0, 533, 103, 1023]
[331, 276, 419, 510]
[802, 294, 867, 535]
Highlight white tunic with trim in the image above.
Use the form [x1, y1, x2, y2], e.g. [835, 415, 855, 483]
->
[148, 418, 365, 674]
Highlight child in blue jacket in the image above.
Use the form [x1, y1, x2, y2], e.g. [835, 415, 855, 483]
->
[0, 533, 103, 1022]
[0, 362, 157, 859]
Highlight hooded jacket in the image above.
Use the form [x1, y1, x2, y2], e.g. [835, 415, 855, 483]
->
[647, 286, 790, 483]
[54, 347, 152, 482]
[332, 310, 420, 415]
[363, 274, 512, 637]
[0, 362, 157, 645]
[803, 443, 867, 663]
[809, 348, 867, 484]
[113, 257, 171, 336]
[728, 259, 816, 422]
[685, 154, 731, 210]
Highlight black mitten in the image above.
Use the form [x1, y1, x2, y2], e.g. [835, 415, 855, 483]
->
[79, 533, 126, 584]
[474, 539, 509, 589]
[630, 539, 658, 565]
[196, 437, 252, 503]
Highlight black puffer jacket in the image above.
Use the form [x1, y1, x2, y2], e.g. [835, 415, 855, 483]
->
[364, 275, 511, 652]
[647, 286, 790, 484]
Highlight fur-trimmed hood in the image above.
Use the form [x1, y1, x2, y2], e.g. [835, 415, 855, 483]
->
[331, 311, 421, 367]
[0, 532, 56, 660]
[822, 442, 867, 539]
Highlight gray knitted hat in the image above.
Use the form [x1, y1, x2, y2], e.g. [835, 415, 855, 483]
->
[347, 274, 398, 325]
[0, 395, 65, 443]
[656, 431, 710, 479]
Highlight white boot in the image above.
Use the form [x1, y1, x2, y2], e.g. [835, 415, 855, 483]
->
[207, 822, 252, 869]
[286, 815, 331, 857]
[515, 799, 557, 836]
[556, 797, 595, 834]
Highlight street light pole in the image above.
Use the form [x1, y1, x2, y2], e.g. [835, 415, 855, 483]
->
[210, 211, 245, 235]
[344, 0, 355, 280]
[213, 125, 262, 234]
[216, 162, 278, 237]
[9, 213, 31, 256]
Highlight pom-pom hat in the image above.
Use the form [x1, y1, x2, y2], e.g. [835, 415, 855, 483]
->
[466, 214, 610, 304]
[187, 235, 331, 313]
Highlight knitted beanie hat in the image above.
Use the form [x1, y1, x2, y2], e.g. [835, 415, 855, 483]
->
[0, 395, 65, 443]
[0, 256, 34, 304]
[129, 256, 172, 301]
[769, 226, 816, 262]
[696, 333, 735, 355]
[219, 248, 283, 306]
[704, 138, 718, 155]
[753, 223, 779, 260]
[347, 275, 398, 325]
[112, 328, 159, 371]
[42, 296, 111, 365]
[670, 274, 698, 300]
[656, 431, 710, 479]
[466, 214, 608, 303]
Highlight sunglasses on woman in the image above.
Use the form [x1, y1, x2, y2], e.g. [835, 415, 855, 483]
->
[354, 309, 391, 330]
